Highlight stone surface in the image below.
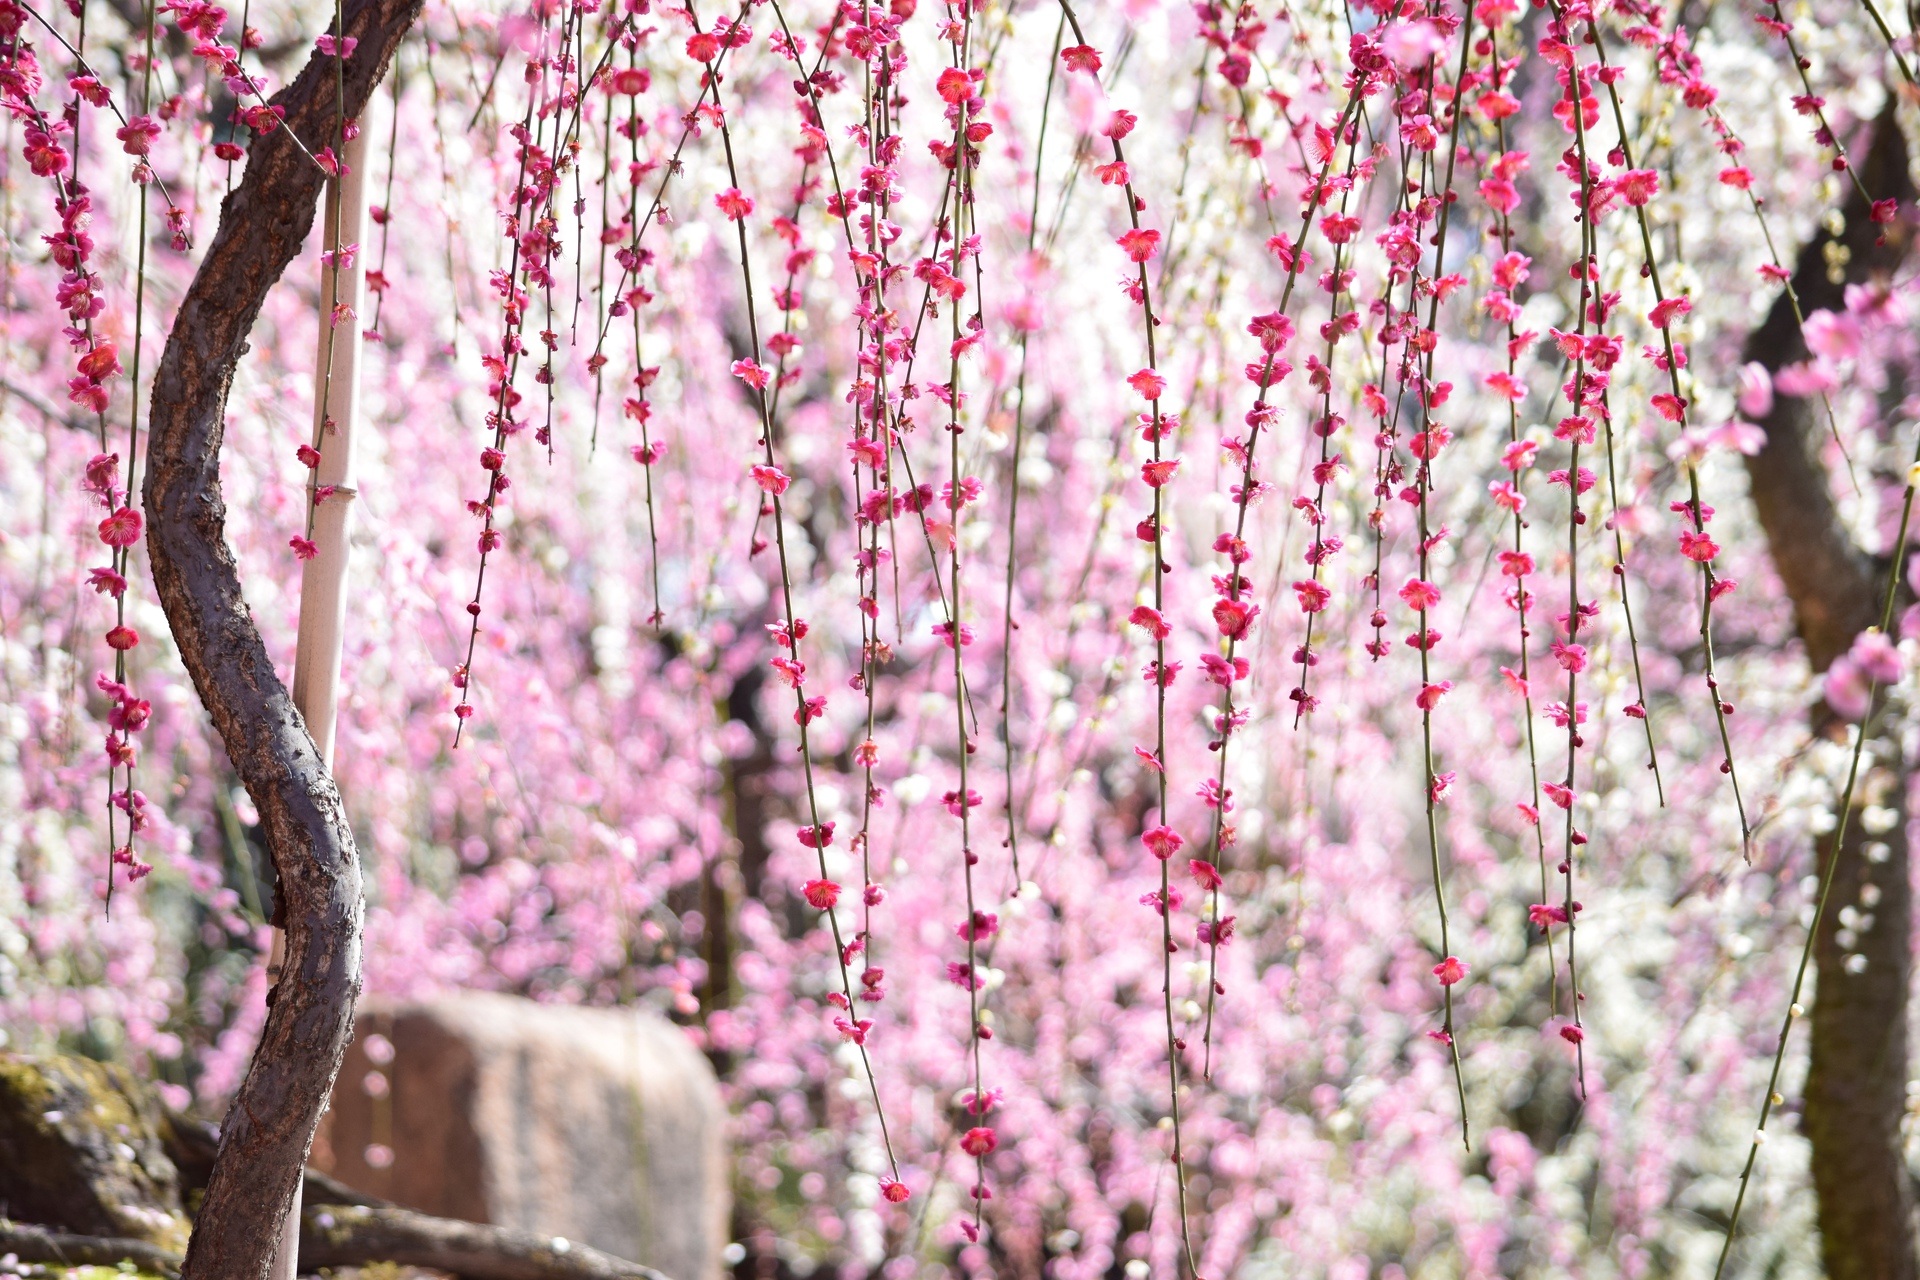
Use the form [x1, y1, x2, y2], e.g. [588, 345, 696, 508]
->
[313, 994, 726, 1280]
[0, 1053, 191, 1251]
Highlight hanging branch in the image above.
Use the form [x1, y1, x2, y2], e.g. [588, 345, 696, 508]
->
[924, 3, 1001, 1240]
[1471, 16, 1564, 1004]
[1052, 1, 1205, 1268]
[754, 0, 903, 1051]
[694, 0, 906, 1201]
[1200, 85, 1363, 1076]
[1534, 0, 1608, 1090]
[1584, 14, 1751, 856]
[1417, 3, 1475, 1142]
[997, 9, 1064, 887]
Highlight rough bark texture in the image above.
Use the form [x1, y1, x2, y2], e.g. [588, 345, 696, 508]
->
[1739, 103, 1918, 1280]
[140, 2, 420, 1277]
[299, 1203, 674, 1280]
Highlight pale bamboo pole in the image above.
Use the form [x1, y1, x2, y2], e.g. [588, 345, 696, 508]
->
[267, 91, 377, 1280]
[289, 181, 370, 768]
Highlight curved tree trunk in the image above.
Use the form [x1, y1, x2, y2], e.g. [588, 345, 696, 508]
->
[141, 3, 420, 1277]
[1740, 102, 1918, 1280]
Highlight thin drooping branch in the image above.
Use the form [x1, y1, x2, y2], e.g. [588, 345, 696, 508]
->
[140, 1, 420, 1277]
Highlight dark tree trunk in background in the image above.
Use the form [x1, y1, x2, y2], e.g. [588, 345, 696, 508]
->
[141, 3, 419, 1277]
[1740, 103, 1919, 1280]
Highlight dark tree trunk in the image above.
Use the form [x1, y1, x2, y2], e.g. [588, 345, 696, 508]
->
[1739, 102, 1919, 1280]
[140, 2, 419, 1277]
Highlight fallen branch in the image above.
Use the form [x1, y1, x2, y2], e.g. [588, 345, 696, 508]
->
[298, 1203, 675, 1280]
[196, 1129, 669, 1280]
[302, 1168, 388, 1209]
[0, 1199, 677, 1280]
[0, 1221, 184, 1277]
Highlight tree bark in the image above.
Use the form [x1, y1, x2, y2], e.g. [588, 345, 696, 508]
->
[1739, 102, 1919, 1280]
[140, 3, 419, 1278]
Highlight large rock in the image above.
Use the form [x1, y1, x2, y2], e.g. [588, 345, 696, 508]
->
[0, 1053, 191, 1251]
[313, 993, 726, 1280]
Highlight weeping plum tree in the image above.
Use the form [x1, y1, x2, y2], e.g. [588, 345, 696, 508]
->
[3, 0, 1920, 1275]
